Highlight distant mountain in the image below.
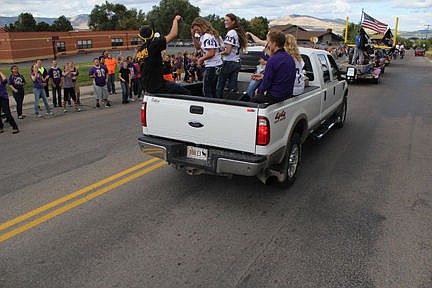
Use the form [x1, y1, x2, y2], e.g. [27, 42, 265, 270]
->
[398, 30, 430, 39]
[270, 15, 346, 34]
[0, 14, 89, 30]
[69, 14, 89, 30]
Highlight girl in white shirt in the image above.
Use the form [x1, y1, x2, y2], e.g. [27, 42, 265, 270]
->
[216, 13, 248, 98]
[284, 34, 305, 95]
[191, 17, 223, 98]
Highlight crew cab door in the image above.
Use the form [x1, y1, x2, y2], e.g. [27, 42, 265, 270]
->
[326, 54, 344, 106]
[316, 53, 341, 118]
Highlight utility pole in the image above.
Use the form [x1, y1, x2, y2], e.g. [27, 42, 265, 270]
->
[425, 24, 431, 39]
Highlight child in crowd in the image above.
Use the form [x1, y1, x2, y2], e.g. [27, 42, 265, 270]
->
[244, 51, 268, 98]
[119, 61, 131, 104]
[162, 54, 174, 82]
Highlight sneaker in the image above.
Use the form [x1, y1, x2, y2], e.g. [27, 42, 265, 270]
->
[0, 128, 3, 133]
[12, 129, 19, 134]
[122, 100, 129, 104]
[63, 108, 68, 113]
[46, 112, 54, 116]
[36, 114, 43, 118]
[18, 115, 24, 119]
[75, 107, 81, 112]
[96, 103, 101, 108]
[128, 98, 135, 102]
[105, 102, 111, 108]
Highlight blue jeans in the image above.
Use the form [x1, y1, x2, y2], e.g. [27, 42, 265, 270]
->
[216, 61, 241, 98]
[12, 89, 24, 117]
[245, 79, 262, 98]
[34, 88, 51, 115]
[107, 74, 116, 93]
[203, 65, 221, 98]
[52, 84, 62, 106]
[120, 81, 130, 102]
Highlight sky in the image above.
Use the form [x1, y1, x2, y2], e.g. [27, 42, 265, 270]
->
[1, 0, 431, 31]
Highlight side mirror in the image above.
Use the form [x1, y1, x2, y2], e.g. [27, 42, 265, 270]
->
[337, 70, 346, 81]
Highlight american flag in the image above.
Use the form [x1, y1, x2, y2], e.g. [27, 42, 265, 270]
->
[361, 12, 388, 34]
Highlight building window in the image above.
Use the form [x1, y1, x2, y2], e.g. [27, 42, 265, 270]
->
[130, 37, 141, 45]
[111, 38, 123, 47]
[56, 41, 66, 52]
[77, 40, 92, 49]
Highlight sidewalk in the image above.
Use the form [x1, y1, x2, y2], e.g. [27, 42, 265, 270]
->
[9, 81, 122, 112]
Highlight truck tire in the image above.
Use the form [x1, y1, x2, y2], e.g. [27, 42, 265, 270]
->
[335, 97, 347, 128]
[279, 133, 302, 187]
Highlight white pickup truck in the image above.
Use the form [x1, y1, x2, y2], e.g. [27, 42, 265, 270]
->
[138, 47, 348, 186]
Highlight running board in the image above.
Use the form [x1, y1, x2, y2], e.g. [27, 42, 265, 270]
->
[312, 118, 337, 140]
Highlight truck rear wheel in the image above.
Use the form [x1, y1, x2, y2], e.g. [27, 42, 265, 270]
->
[279, 133, 302, 187]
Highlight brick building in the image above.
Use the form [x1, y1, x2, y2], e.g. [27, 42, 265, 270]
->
[0, 29, 140, 63]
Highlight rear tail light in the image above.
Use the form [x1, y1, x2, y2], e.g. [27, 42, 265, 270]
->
[256, 116, 270, 145]
[141, 102, 147, 127]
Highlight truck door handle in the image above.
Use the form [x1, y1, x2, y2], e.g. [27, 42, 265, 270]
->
[324, 91, 327, 101]
[190, 105, 204, 114]
[189, 121, 204, 128]
[333, 87, 336, 94]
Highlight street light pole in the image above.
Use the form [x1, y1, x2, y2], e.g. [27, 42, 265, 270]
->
[425, 24, 431, 39]
[52, 36, 59, 60]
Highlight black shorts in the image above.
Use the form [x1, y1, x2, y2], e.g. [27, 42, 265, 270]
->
[63, 87, 77, 102]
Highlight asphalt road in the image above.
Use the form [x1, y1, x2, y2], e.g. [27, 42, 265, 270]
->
[1, 53, 431, 288]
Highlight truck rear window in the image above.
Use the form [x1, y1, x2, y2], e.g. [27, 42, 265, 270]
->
[301, 54, 314, 81]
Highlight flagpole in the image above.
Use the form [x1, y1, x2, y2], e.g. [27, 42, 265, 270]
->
[345, 16, 349, 43]
[393, 17, 399, 47]
[360, 9, 364, 25]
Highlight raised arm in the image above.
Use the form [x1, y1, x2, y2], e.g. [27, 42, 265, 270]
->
[246, 32, 267, 46]
[165, 15, 182, 44]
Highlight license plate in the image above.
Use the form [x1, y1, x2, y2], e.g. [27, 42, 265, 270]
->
[347, 67, 356, 77]
[187, 146, 208, 161]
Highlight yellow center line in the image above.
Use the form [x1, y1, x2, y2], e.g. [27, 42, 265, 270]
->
[0, 158, 160, 233]
[0, 161, 167, 243]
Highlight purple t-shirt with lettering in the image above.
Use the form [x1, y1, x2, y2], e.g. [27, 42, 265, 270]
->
[31, 73, 44, 89]
[89, 65, 108, 87]
[48, 67, 63, 85]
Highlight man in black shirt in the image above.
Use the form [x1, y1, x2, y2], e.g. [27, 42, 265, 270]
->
[137, 15, 190, 95]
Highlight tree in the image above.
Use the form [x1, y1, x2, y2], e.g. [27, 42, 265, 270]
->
[89, 1, 147, 30]
[146, 0, 200, 39]
[3, 23, 15, 32]
[248, 17, 269, 40]
[204, 14, 224, 35]
[14, 13, 37, 32]
[52, 16, 73, 31]
[343, 23, 361, 44]
[36, 21, 51, 31]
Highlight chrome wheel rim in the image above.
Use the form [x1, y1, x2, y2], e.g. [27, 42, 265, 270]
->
[288, 144, 299, 178]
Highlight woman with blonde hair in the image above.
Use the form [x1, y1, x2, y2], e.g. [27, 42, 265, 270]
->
[191, 17, 223, 98]
[284, 34, 305, 95]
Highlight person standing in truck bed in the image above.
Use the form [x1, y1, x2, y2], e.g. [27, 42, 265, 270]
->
[136, 15, 190, 95]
